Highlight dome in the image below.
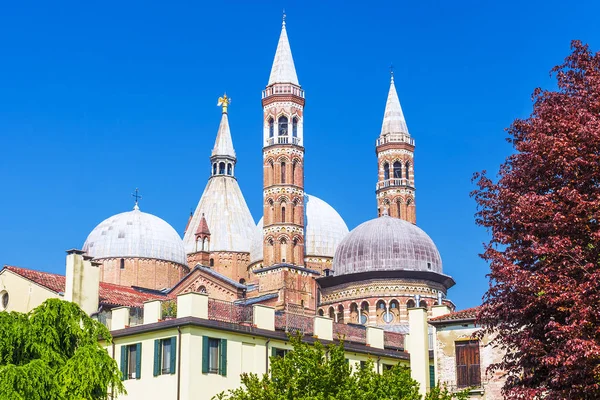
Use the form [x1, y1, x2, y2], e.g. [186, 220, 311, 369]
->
[332, 215, 442, 276]
[83, 207, 187, 266]
[250, 194, 349, 263]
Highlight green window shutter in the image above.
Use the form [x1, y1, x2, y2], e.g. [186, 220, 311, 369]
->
[153, 340, 161, 377]
[120, 346, 128, 381]
[170, 337, 177, 374]
[136, 343, 142, 379]
[202, 336, 209, 374]
[271, 347, 277, 358]
[219, 339, 227, 377]
[429, 365, 435, 388]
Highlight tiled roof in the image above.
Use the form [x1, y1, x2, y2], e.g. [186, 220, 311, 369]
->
[429, 307, 480, 324]
[2, 265, 165, 308]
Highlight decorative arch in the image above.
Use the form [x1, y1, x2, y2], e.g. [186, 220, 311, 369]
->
[393, 161, 402, 179]
[268, 117, 274, 138]
[383, 162, 390, 180]
[198, 285, 207, 294]
[337, 304, 344, 323]
[328, 306, 335, 320]
[406, 299, 416, 309]
[278, 115, 288, 136]
[318, 309, 324, 316]
[292, 116, 299, 137]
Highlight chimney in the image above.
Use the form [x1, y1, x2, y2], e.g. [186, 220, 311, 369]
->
[65, 249, 100, 315]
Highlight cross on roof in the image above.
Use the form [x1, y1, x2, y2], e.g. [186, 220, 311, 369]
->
[132, 188, 142, 210]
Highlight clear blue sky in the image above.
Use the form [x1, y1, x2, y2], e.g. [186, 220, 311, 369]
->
[1, 0, 598, 310]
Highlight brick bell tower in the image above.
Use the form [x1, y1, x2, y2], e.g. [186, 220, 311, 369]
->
[376, 72, 416, 223]
[257, 16, 319, 311]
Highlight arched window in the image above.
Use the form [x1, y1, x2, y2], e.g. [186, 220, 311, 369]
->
[318, 309, 324, 316]
[280, 237, 287, 262]
[419, 300, 428, 309]
[360, 301, 369, 325]
[219, 162, 225, 174]
[393, 161, 402, 178]
[383, 162, 390, 180]
[227, 163, 232, 176]
[120, 258, 125, 270]
[239, 278, 246, 285]
[212, 163, 217, 175]
[390, 300, 399, 309]
[328, 307, 335, 319]
[405, 163, 410, 180]
[292, 117, 298, 137]
[337, 304, 344, 323]
[209, 258, 214, 267]
[292, 161, 296, 185]
[396, 200, 402, 218]
[278, 116, 288, 136]
[407, 299, 416, 309]
[269, 118, 274, 138]
[198, 285, 207, 294]
[281, 162, 286, 183]
[281, 206, 286, 223]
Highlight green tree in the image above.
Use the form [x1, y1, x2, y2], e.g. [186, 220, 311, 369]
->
[215, 334, 468, 400]
[0, 299, 125, 400]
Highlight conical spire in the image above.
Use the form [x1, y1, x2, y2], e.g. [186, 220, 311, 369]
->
[380, 74, 409, 137]
[211, 94, 236, 159]
[195, 213, 211, 236]
[267, 16, 299, 86]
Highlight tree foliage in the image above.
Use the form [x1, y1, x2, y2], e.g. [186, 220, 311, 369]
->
[0, 299, 125, 400]
[472, 41, 600, 399]
[215, 334, 467, 400]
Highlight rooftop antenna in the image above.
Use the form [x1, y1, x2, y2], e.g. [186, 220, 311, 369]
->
[132, 188, 142, 210]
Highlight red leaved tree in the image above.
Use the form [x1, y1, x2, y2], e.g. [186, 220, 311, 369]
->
[472, 41, 600, 399]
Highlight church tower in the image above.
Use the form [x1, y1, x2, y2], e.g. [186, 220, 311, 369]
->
[261, 16, 306, 267]
[375, 72, 416, 223]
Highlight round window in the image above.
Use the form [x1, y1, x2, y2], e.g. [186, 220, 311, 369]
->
[360, 314, 368, 325]
[1, 291, 8, 310]
[383, 312, 394, 324]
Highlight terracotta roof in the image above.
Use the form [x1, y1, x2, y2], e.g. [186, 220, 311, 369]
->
[429, 307, 480, 324]
[2, 265, 165, 308]
[195, 214, 211, 236]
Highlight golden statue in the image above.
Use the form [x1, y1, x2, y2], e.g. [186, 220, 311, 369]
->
[217, 94, 231, 113]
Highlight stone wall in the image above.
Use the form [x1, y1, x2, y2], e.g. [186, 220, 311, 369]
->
[99, 257, 189, 290]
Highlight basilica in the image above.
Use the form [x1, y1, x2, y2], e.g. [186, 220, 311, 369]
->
[80, 17, 456, 332]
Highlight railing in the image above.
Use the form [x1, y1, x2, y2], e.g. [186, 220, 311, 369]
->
[376, 133, 414, 146]
[376, 178, 412, 190]
[274, 303, 314, 334]
[383, 331, 405, 350]
[262, 84, 305, 98]
[161, 299, 177, 320]
[208, 298, 253, 324]
[266, 136, 301, 146]
[332, 323, 367, 343]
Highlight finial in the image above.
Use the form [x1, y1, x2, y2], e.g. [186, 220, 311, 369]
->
[132, 188, 142, 210]
[282, 9, 286, 26]
[217, 93, 231, 114]
[390, 64, 394, 83]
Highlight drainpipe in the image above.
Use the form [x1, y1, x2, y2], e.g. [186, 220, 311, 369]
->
[111, 341, 115, 399]
[377, 356, 381, 374]
[177, 326, 182, 400]
[265, 339, 271, 373]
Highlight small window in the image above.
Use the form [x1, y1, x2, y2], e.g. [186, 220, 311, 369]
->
[393, 161, 402, 178]
[427, 262, 432, 270]
[153, 337, 177, 376]
[278, 116, 288, 136]
[120, 343, 142, 380]
[219, 162, 226, 175]
[198, 285, 207, 294]
[0, 291, 8, 310]
[209, 258, 214, 267]
[212, 163, 217, 175]
[383, 162, 390, 180]
[383, 363, 393, 371]
[281, 206, 286, 223]
[120, 258, 125, 270]
[271, 347, 288, 358]
[405, 163, 410, 179]
[202, 337, 227, 376]
[269, 118, 274, 138]
[292, 117, 298, 137]
[239, 278, 246, 285]
[407, 299, 416, 309]
[360, 361, 367, 370]
[227, 163, 232, 176]
[281, 162, 286, 183]
[456, 340, 481, 388]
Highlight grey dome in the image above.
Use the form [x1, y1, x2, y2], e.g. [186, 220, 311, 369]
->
[332, 216, 442, 276]
[83, 207, 187, 266]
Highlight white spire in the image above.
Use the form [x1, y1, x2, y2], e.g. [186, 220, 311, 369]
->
[380, 74, 409, 137]
[267, 17, 299, 86]
[211, 97, 236, 159]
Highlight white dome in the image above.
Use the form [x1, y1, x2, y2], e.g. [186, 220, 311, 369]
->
[83, 207, 187, 266]
[332, 215, 442, 276]
[250, 194, 349, 263]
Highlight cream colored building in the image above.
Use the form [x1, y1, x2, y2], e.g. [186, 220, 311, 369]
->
[429, 308, 505, 399]
[107, 292, 419, 400]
